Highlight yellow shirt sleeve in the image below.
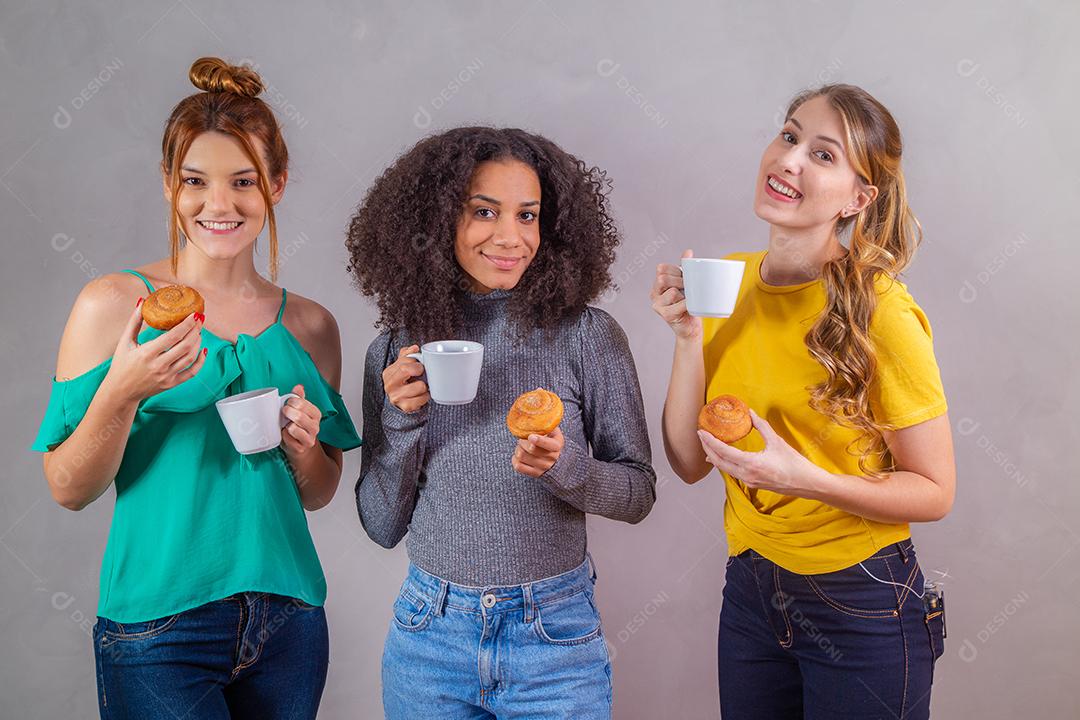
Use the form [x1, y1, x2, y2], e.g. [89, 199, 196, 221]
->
[867, 280, 948, 429]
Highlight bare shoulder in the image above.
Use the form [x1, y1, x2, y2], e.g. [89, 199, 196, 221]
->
[282, 290, 342, 390]
[54, 272, 147, 380]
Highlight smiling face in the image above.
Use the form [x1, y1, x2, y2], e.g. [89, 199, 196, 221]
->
[454, 159, 542, 294]
[163, 130, 285, 261]
[753, 95, 877, 232]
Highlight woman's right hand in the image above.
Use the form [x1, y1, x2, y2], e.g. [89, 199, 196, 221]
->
[102, 300, 207, 404]
[383, 345, 430, 414]
[651, 249, 703, 341]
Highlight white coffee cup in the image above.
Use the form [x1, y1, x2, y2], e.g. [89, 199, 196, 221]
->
[681, 258, 747, 318]
[407, 341, 484, 405]
[215, 387, 300, 455]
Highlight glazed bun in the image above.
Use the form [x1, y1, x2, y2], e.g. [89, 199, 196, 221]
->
[507, 388, 564, 440]
[189, 57, 264, 98]
[142, 285, 205, 331]
[698, 394, 753, 444]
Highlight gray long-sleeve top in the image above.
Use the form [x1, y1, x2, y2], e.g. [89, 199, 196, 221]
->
[355, 289, 656, 585]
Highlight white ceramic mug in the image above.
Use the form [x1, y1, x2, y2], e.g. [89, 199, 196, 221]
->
[407, 341, 484, 405]
[215, 387, 299, 455]
[681, 257, 746, 317]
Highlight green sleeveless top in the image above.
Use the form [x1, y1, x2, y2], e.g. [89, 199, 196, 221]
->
[30, 269, 362, 623]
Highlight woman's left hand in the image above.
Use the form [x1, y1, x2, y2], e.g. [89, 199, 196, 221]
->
[697, 409, 826, 497]
[512, 428, 564, 478]
[281, 384, 322, 457]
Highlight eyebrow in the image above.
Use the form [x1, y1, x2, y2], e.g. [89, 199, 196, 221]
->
[468, 194, 540, 207]
[181, 166, 258, 175]
[786, 118, 844, 152]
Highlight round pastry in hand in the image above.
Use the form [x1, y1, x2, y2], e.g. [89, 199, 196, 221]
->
[698, 394, 752, 443]
[507, 388, 564, 439]
[141, 285, 205, 330]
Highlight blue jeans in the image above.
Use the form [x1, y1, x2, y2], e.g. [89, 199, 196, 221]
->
[382, 557, 613, 719]
[93, 592, 329, 720]
[718, 540, 945, 719]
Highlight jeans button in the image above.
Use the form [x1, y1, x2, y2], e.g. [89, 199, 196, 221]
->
[481, 593, 497, 608]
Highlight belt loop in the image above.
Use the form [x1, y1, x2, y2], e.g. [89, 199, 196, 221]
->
[522, 583, 535, 624]
[586, 552, 598, 582]
[897, 542, 910, 563]
[433, 579, 449, 617]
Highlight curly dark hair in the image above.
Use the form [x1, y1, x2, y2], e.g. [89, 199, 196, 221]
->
[345, 127, 620, 340]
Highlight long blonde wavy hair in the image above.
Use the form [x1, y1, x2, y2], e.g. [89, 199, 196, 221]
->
[787, 84, 923, 476]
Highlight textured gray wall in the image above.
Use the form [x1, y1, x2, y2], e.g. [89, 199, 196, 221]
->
[3, 1, 1077, 717]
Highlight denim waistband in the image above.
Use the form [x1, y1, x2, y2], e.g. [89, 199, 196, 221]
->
[404, 555, 597, 618]
[739, 538, 917, 570]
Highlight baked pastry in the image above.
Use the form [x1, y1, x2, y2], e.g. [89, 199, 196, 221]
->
[698, 394, 752, 443]
[141, 284, 205, 330]
[507, 388, 564, 439]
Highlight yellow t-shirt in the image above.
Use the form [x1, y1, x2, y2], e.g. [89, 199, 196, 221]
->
[702, 250, 948, 574]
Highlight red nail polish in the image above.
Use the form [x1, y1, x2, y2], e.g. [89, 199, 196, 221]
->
[194, 312, 205, 323]
[136, 297, 143, 307]
[202, 348, 208, 357]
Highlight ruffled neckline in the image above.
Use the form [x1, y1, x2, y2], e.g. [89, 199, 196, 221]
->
[51, 321, 342, 417]
[33, 299, 363, 456]
[54, 319, 307, 383]
[198, 317, 285, 346]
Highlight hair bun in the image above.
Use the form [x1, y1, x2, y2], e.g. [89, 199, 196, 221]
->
[189, 57, 264, 98]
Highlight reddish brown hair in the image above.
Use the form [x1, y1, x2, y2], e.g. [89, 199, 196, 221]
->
[161, 57, 288, 281]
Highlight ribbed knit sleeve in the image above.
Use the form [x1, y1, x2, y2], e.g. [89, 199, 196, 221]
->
[538, 307, 656, 523]
[355, 331, 430, 548]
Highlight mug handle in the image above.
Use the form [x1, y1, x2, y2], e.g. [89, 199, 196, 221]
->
[405, 352, 426, 378]
[278, 392, 299, 428]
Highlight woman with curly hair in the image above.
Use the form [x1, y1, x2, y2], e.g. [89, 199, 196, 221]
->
[348, 126, 656, 718]
[31, 58, 360, 719]
[653, 85, 953, 718]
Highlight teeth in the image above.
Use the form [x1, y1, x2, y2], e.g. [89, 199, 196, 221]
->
[767, 177, 801, 199]
[199, 221, 241, 230]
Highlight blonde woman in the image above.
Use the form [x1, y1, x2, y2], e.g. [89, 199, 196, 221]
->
[652, 84, 953, 719]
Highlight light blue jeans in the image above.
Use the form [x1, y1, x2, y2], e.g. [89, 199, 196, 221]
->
[382, 556, 612, 719]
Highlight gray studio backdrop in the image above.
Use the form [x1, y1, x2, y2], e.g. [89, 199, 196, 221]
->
[3, 1, 1077, 717]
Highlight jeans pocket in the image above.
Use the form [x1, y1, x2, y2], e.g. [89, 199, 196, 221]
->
[391, 587, 433, 632]
[534, 590, 603, 646]
[100, 612, 182, 646]
[803, 558, 911, 619]
[925, 609, 945, 660]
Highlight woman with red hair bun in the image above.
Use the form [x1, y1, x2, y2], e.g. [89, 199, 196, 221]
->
[31, 57, 361, 719]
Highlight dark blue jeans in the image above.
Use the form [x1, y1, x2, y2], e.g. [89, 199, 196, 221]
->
[93, 592, 329, 720]
[718, 540, 945, 719]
